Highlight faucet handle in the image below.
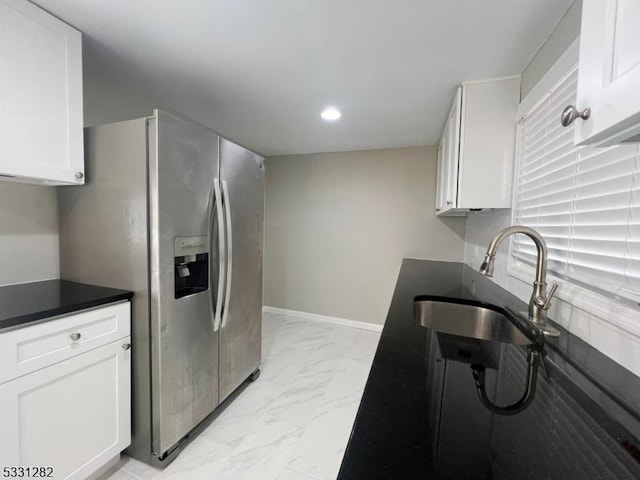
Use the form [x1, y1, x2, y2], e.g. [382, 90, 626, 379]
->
[542, 283, 558, 310]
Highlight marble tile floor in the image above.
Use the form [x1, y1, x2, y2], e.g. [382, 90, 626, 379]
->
[101, 312, 381, 480]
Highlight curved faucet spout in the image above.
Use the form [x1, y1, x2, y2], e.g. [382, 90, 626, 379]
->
[478, 225, 559, 336]
[482, 225, 547, 284]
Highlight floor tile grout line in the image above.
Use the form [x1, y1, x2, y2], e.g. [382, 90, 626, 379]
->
[283, 464, 326, 480]
[257, 411, 308, 431]
[119, 467, 146, 480]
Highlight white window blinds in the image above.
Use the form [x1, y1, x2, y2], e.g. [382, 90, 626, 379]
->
[513, 64, 640, 302]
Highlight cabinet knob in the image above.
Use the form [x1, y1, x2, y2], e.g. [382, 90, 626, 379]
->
[75, 171, 84, 180]
[560, 105, 591, 127]
[446, 200, 453, 205]
[70, 332, 81, 341]
[122, 343, 132, 350]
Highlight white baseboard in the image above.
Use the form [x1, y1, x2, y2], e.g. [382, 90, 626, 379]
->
[262, 306, 383, 332]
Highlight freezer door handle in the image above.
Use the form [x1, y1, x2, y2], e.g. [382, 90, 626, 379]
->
[207, 185, 217, 330]
[221, 179, 233, 329]
[213, 178, 226, 332]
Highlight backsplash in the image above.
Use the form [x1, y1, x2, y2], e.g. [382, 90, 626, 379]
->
[464, 209, 640, 378]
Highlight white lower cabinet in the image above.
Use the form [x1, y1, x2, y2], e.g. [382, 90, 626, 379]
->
[0, 304, 131, 480]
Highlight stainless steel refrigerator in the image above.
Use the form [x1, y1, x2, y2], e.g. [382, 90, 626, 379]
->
[58, 110, 264, 466]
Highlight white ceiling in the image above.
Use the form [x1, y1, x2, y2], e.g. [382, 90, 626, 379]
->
[33, 0, 573, 157]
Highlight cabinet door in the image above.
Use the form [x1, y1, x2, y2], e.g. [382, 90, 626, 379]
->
[0, 339, 131, 480]
[0, 0, 83, 185]
[436, 89, 461, 215]
[435, 142, 446, 213]
[575, 0, 640, 145]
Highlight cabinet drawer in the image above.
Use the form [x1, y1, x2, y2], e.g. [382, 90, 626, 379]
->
[0, 302, 130, 384]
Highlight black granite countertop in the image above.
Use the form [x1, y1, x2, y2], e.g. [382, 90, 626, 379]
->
[338, 259, 640, 480]
[0, 279, 133, 330]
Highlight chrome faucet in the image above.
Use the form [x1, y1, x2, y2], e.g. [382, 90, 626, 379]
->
[479, 225, 559, 337]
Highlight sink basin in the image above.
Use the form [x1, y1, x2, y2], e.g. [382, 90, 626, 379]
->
[413, 298, 531, 345]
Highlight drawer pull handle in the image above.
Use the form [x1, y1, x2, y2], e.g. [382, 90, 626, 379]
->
[122, 343, 132, 351]
[70, 332, 81, 342]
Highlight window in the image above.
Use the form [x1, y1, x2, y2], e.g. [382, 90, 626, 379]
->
[512, 63, 640, 302]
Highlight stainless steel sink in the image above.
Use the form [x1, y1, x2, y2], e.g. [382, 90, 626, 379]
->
[414, 299, 531, 345]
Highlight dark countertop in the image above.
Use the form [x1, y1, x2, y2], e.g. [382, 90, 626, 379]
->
[338, 259, 640, 480]
[0, 279, 133, 330]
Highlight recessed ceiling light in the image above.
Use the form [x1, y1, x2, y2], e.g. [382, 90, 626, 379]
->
[321, 107, 341, 121]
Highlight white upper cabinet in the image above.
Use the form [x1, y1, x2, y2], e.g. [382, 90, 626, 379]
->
[572, 0, 640, 146]
[435, 77, 520, 216]
[0, 0, 84, 185]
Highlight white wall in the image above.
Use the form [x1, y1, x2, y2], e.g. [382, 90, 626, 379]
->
[521, 0, 581, 98]
[83, 57, 157, 127]
[0, 183, 59, 285]
[264, 146, 466, 325]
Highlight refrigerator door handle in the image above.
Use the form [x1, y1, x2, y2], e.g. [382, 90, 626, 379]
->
[221, 179, 233, 329]
[207, 185, 216, 330]
[213, 178, 226, 332]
